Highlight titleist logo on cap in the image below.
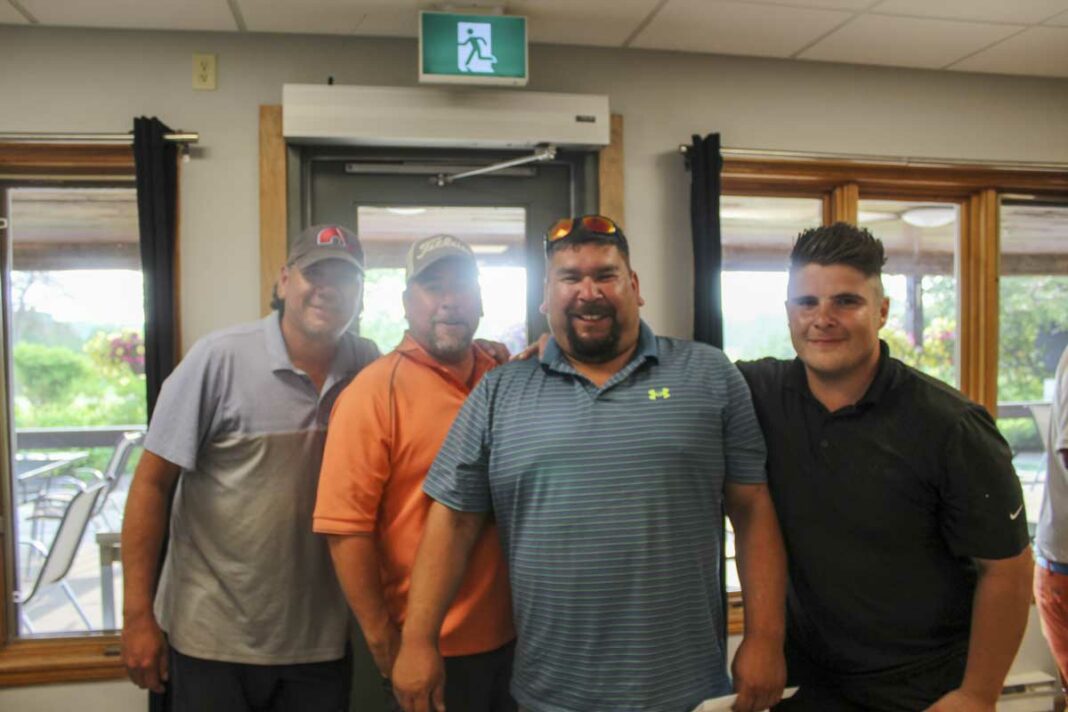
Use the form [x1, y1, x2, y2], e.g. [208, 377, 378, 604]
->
[416, 234, 469, 260]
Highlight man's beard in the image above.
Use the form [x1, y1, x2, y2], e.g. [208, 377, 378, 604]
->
[426, 321, 475, 364]
[565, 305, 622, 364]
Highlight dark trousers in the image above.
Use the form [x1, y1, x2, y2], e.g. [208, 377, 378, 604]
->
[383, 641, 517, 712]
[166, 646, 352, 712]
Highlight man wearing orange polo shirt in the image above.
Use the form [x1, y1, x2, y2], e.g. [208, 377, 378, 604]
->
[314, 234, 515, 712]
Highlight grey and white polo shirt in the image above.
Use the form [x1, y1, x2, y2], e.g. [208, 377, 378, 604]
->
[147, 313, 379, 664]
[424, 321, 767, 712]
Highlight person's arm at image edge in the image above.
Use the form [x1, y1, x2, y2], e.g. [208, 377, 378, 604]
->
[120, 450, 181, 693]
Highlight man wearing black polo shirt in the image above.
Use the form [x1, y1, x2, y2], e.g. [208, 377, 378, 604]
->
[738, 223, 1033, 712]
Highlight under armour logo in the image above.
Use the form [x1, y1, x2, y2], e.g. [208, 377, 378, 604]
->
[648, 388, 670, 401]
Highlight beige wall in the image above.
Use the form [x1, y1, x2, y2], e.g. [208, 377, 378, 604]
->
[1, 23, 1064, 709]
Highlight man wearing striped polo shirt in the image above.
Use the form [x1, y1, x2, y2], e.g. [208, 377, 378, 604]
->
[392, 216, 788, 712]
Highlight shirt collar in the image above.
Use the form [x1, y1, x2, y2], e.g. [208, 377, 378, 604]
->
[786, 339, 899, 409]
[264, 312, 295, 373]
[396, 332, 496, 387]
[265, 311, 361, 387]
[541, 319, 659, 376]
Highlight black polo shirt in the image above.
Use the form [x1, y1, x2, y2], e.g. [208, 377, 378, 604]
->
[738, 343, 1028, 683]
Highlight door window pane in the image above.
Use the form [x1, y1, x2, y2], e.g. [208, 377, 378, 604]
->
[356, 206, 528, 355]
[859, 200, 959, 387]
[996, 202, 1068, 534]
[8, 187, 145, 635]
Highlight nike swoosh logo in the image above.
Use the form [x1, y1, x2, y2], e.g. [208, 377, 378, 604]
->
[1010, 504, 1024, 520]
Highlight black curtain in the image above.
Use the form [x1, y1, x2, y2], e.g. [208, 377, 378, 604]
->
[688, 133, 724, 348]
[133, 117, 179, 420]
[687, 133, 730, 647]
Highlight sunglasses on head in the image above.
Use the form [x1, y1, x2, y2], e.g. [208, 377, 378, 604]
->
[544, 215, 623, 249]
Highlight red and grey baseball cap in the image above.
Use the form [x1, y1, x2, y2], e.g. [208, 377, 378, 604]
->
[287, 224, 365, 273]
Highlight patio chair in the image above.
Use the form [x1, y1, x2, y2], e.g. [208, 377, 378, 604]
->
[16, 481, 106, 634]
[28, 430, 145, 533]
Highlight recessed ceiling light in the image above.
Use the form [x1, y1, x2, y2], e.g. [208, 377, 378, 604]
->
[470, 244, 509, 254]
[385, 207, 428, 216]
[901, 206, 956, 228]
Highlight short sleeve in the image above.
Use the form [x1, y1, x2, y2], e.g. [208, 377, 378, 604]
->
[313, 368, 393, 534]
[722, 358, 768, 485]
[939, 406, 1029, 559]
[143, 339, 221, 471]
[423, 376, 494, 512]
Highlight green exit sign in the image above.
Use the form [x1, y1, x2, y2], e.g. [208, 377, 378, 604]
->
[419, 11, 528, 86]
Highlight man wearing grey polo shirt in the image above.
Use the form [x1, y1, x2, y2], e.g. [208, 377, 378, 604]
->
[120, 225, 379, 711]
[393, 215, 788, 712]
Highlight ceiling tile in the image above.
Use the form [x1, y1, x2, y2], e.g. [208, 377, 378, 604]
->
[799, 14, 1022, 68]
[949, 26, 1068, 77]
[350, 5, 420, 38]
[1045, 8, 1068, 24]
[631, 0, 853, 58]
[508, 0, 661, 47]
[0, 2, 29, 25]
[731, 0, 877, 10]
[240, 0, 393, 35]
[871, 0, 1068, 25]
[18, 0, 237, 31]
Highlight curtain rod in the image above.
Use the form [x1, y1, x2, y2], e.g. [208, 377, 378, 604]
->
[0, 131, 199, 145]
[679, 145, 1068, 173]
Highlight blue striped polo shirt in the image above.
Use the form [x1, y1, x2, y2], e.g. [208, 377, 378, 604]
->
[424, 321, 767, 712]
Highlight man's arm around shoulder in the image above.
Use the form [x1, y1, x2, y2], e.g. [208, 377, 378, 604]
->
[120, 450, 181, 693]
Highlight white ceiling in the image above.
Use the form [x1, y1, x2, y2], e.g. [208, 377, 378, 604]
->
[3, 0, 1068, 78]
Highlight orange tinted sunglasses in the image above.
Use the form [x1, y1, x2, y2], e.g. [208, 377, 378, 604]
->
[545, 215, 622, 247]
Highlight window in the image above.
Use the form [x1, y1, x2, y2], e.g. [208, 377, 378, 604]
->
[721, 196, 823, 364]
[719, 158, 1068, 634]
[859, 200, 960, 387]
[0, 143, 148, 686]
[996, 200, 1068, 535]
[7, 187, 145, 637]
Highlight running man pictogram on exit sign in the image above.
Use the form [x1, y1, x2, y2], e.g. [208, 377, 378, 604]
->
[419, 11, 528, 86]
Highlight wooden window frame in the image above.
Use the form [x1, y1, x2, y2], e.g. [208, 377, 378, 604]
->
[721, 157, 1068, 635]
[0, 143, 139, 686]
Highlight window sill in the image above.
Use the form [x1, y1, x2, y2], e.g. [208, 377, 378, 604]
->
[0, 635, 125, 687]
[727, 591, 744, 636]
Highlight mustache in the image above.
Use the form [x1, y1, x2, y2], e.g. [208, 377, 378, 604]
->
[568, 304, 616, 319]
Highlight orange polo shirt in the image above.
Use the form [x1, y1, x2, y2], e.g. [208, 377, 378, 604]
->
[313, 334, 514, 657]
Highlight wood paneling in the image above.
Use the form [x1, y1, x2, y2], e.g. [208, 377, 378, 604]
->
[959, 189, 1001, 414]
[259, 105, 287, 316]
[598, 114, 624, 225]
[0, 637, 125, 687]
[826, 182, 859, 225]
[722, 157, 1068, 200]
